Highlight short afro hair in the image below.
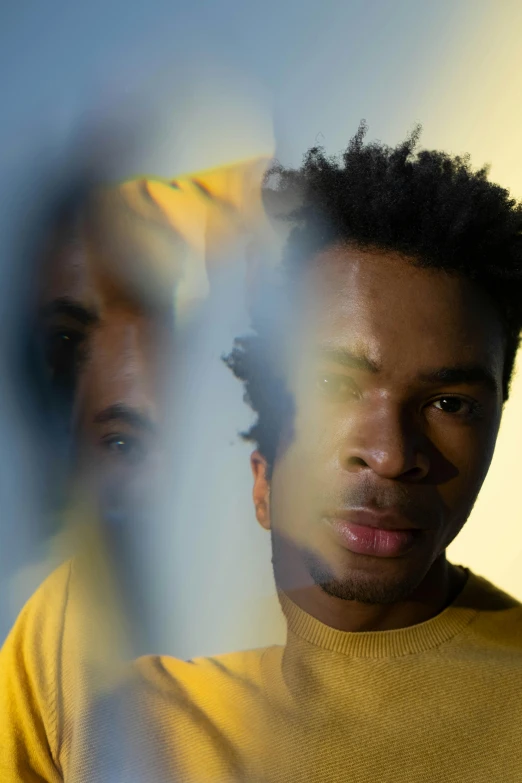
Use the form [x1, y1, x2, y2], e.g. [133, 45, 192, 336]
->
[224, 122, 522, 468]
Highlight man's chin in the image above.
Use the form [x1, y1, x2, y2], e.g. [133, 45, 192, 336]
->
[304, 553, 428, 606]
[270, 528, 437, 606]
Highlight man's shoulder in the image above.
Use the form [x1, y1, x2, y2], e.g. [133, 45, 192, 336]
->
[0, 559, 76, 778]
[460, 569, 522, 653]
[2, 558, 73, 651]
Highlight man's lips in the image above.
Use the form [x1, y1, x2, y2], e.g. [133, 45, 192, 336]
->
[323, 508, 427, 558]
[329, 508, 426, 532]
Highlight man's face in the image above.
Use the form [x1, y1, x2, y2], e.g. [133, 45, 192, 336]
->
[37, 218, 173, 523]
[255, 246, 505, 605]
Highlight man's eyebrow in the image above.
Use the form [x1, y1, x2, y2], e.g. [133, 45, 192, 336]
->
[418, 365, 500, 394]
[93, 403, 156, 433]
[40, 297, 99, 326]
[314, 348, 499, 393]
[314, 347, 380, 373]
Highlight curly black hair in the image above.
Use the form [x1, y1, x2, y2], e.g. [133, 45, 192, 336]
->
[224, 121, 522, 469]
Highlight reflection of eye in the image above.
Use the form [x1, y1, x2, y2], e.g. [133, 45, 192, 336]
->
[316, 373, 357, 401]
[101, 433, 146, 464]
[431, 396, 478, 417]
[45, 329, 85, 382]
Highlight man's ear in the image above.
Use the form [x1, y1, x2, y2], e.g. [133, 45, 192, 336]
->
[250, 450, 271, 530]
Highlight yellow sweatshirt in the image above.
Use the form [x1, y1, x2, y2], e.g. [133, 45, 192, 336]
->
[2, 559, 522, 782]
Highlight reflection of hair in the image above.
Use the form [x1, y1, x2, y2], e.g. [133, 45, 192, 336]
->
[225, 122, 522, 467]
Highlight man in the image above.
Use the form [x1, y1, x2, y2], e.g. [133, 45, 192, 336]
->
[2, 124, 522, 782]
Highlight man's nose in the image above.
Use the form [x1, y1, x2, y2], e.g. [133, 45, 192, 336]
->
[338, 402, 430, 481]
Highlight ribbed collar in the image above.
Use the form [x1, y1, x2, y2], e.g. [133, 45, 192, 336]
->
[278, 566, 488, 658]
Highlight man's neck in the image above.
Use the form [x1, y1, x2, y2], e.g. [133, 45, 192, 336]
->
[278, 557, 467, 633]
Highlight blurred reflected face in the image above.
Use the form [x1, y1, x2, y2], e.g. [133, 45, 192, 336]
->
[255, 246, 505, 604]
[37, 220, 173, 522]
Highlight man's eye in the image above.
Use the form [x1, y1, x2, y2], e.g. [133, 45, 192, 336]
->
[431, 396, 477, 416]
[316, 373, 357, 400]
[101, 434, 146, 464]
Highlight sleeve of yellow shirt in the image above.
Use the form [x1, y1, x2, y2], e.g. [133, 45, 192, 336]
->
[0, 562, 72, 782]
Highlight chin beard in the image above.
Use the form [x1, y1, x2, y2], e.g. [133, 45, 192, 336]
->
[270, 528, 430, 606]
[302, 550, 426, 606]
